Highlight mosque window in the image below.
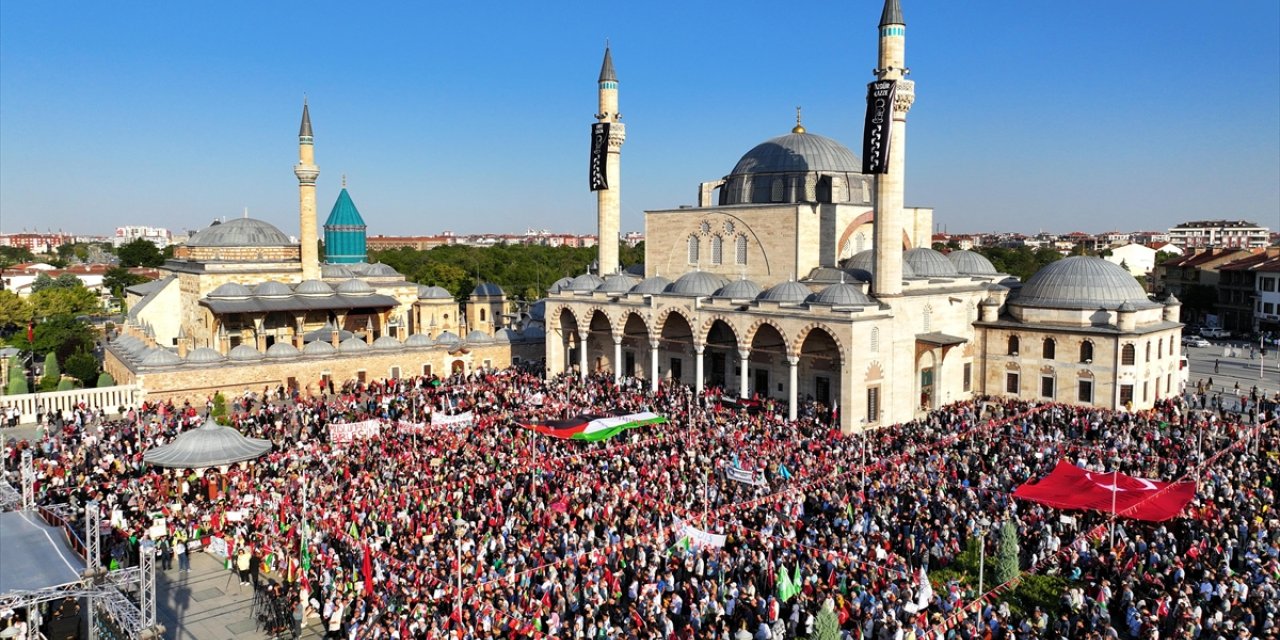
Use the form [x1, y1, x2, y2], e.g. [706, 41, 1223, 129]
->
[1157, 338, 1163, 359]
[710, 235, 723, 265]
[770, 178, 785, 203]
[688, 235, 700, 264]
[735, 235, 748, 265]
[816, 176, 833, 203]
[855, 233, 866, 253]
[1145, 342, 1151, 363]
[1078, 379, 1093, 403]
[1007, 336, 1020, 356]
[870, 327, 880, 352]
[1005, 372, 1020, 394]
[866, 386, 880, 423]
[922, 306, 932, 332]
[1042, 338, 1056, 360]
[724, 221, 735, 234]
[1080, 340, 1094, 363]
[1121, 344, 1135, 365]
[700, 221, 711, 234]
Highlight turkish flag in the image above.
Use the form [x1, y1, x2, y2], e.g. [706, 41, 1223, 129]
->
[1013, 460, 1196, 522]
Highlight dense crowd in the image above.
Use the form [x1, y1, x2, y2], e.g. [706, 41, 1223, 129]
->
[3, 365, 1278, 640]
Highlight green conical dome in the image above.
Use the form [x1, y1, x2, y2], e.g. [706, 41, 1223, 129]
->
[324, 187, 367, 264]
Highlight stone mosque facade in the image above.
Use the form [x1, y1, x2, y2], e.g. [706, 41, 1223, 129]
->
[545, 0, 1184, 431]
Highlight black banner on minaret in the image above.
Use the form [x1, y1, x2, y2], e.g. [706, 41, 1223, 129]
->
[861, 80, 897, 174]
[589, 122, 611, 191]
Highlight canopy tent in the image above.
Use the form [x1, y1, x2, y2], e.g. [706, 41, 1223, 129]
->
[0, 510, 85, 593]
[1012, 460, 1196, 522]
[142, 417, 272, 468]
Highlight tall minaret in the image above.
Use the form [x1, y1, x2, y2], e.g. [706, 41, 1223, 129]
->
[870, 0, 914, 297]
[594, 46, 625, 276]
[295, 100, 321, 280]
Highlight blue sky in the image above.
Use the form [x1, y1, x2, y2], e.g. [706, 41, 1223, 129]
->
[2, 1, 1277, 238]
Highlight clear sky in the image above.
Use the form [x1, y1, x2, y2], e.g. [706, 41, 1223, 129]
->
[2, 1, 1277, 239]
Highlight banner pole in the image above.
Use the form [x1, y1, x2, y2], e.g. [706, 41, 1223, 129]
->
[1109, 467, 1117, 548]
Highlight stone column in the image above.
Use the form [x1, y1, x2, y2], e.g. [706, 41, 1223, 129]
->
[787, 355, 799, 421]
[578, 331, 589, 381]
[738, 349, 751, 399]
[694, 345, 705, 394]
[613, 336, 623, 383]
[650, 340, 661, 392]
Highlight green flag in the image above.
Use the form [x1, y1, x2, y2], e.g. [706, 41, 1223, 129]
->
[786, 565, 802, 601]
[777, 564, 794, 602]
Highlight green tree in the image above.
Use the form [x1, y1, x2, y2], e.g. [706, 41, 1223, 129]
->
[211, 392, 229, 424]
[6, 355, 28, 395]
[0, 290, 31, 327]
[6, 375, 28, 395]
[57, 377, 75, 391]
[0, 246, 36, 267]
[103, 267, 150, 298]
[96, 371, 116, 388]
[64, 351, 100, 387]
[811, 599, 840, 640]
[116, 238, 164, 268]
[29, 286, 100, 318]
[11, 315, 95, 364]
[39, 352, 60, 391]
[993, 521, 1020, 586]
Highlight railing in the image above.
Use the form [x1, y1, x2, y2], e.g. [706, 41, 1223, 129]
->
[0, 385, 141, 424]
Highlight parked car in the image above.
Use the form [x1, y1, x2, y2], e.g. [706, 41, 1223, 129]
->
[1201, 327, 1231, 339]
[1182, 335, 1211, 348]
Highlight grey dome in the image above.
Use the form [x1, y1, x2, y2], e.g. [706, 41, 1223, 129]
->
[363, 262, 400, 277]
[714, 279, 763, 300]
[404, 333, 434, 347]
[253, 281, 293, 297]
[547, 277, 574, 295]
[757, 281, 813, 303]
[209, 282, 252, 298]
[904, 248, 959, 278]
[809, 283, 874, 306]
[435, 331, 461, 345]
[841, 250, 916, 278]
[465, 330, 493, 343]
[630, 276, 672, 295]
[372, 335, 403, 350]
[666, 271, 729, 296]
[335, 279, 374, 295]
[472, 282, 504, 297]
[185, 347, 225, 364]
[598, 273, 641, 294]
[112, 335, 146, 355]
[493, 328, 517, 343]
[302, 340, 336, 356]
[187, 218, 291, 247]
[140, 348, 183, 367]
[1015, 256, 1157, 310]
[417, 285, 453, 300]
[566, 273, 605, 292]
[321, 264, 354, 278]
[227, 344, 264, 361]
[804, 267, 863, 284]
[339, 337, 371, 352]
[265, 342, 300, 359]
[730, 133, 860, 176]
[947, 250, 998, 276]
[294, 279, 334, 295]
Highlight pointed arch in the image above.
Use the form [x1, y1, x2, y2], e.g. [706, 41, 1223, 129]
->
[744, 318, 792, 354]
[698, 314, 743, 347]
[792, 322, 846, 363]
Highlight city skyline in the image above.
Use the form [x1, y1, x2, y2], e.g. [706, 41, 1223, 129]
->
[1, 1, 1277, 238]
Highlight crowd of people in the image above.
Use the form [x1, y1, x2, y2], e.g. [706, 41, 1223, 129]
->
[2, 364, 1278, 640]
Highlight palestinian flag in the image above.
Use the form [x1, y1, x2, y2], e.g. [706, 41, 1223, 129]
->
[519, 411, 666, 442]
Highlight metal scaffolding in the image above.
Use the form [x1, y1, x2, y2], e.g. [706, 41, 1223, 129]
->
[20, 449, 33, 511]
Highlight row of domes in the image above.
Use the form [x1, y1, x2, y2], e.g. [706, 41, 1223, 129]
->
[209, 279, 378, 299]
[552, 271, 876, 307]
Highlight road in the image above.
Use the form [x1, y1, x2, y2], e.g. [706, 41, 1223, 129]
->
[1181, 338, 1279, 411]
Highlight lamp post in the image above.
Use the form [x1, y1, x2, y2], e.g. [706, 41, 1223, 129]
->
[453, 518, 469, 633]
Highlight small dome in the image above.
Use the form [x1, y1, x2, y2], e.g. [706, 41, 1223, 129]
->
[265, 342, 301, 359]
[209, 283, 252, 299]
[809, 283, 874, 306]
[113, 335, 146, 355]
[140, 348, 183, 367]
[1164, 293, 1181, 306]
[187, 217, 291, 247]
[840, 250, 917, 278]
[372, 335, 403, 350]
[757, 281, 813, 303]
[1015, 256, 1157, 310]
[947, 250, 998, 276]
[253, 281, 293, 297]
[294, 279, 334, 296]
[630, 276, 672, 295]
[435, 331, 461, 345]
[339, 337, 371, 352]
[417, 285, 453, 300]
[623, 264, 645, 276]
[404, 333, 434, 347]
[666, 271, 729, 297]
[228, 344, 264, 361]
[547, 277, 574, 295]
[980, 296, 1001, 307]
[598, 273, 641, 294]
[321, 264, 354, 279]
[336, 279, 374, 295]
[465, 330, 493, 343]
[714, 279, 763, 300]
[472, 282, 504, 297]
[302, 340, 336, 356]
[529, 299, 546, 321]
[803, 267, 862, 284]
[904, 248, 959, 278]
[363, 262, 399, 277]
[566, 273, 605, 292]
[1117, 301, 1137, 313]
[185, 347, 226, 364]
[493, 328, 517, 343]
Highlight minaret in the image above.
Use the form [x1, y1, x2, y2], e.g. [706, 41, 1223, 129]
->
[295, 100, 321, 280]
[594, 45, 625, 276]
[870, 0, 914, 297]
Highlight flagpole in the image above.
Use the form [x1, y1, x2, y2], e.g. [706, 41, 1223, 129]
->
[297, 463, 307, 634]
[1109, 466, 1118, 549]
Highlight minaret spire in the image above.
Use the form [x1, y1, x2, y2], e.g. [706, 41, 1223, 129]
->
[295, 98, 321, 280]
[593, 44, 625, 276]
[598, 43, 617, 83]
[879, 0, 904, 27]
[869, 0, 914, 298]
[300, 98, 313, 139]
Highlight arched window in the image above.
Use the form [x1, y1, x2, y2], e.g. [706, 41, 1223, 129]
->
[480, 308, 486, 322]
[922, 305, 932, 332]
[770, 178, 785, 203]
[735, 235, 748, 265]
[1043, 338, 1056, 360]
[1080, 340, 1094, 363]
[1121, 343, 1135, 365]
[1157, 338, 1163, 359]
[855, 232, 866, 253]
[710, 235, 723, 265]
[870, 327, 880, 352]
[1008, 335, 1020, 356]
[687, 235, 699, 264]
[1145, 341, 1151, 363]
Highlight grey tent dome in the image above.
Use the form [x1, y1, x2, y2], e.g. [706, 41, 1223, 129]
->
[142, 417, 271, 468]
[566, 273, 605, 292]
[140, 348, 183, 367]
[714, 279, 763, 300]
[472, 282, 504, 297]
[404, 333, 434, 347]
[265, 342, 300, 359]
[1014, 256, 1158, 310]
[841, 250, 916, 278]
[228, 344, 264, 361]
[339, 337, 371, 352]
[547, 277, 574, 295]
[667, 272, 729, 296]
[630, 276, 672, 295]
[372, 335, 403, 350]
[947, 250, 998, 275]
[294, 279, 334, 295]
[302, 340, 336, 356]
[598, 273, 641, 294]
[757, 281, 813, 303]
[809, 283, 875, 306]
[187, 218, 291, 248]
[465, 330, 493, 343]
[417, 285, 453, 300]
[904, 248, 959, 278]
[209, 283, 252, 298]
[730, 133, 860, 176]
[435, 331, 461, 345]
[253, 281, 293, 297]
[185, 347, 225, 364]
[321, 264, 354, 278]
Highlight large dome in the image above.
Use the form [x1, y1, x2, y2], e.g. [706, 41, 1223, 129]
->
[1015, 256, 1157, 310]
[188, 218, 292, 247]
[730, 133, 860, 176]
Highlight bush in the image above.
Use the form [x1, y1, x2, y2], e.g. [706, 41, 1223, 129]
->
[63, 351, 100, 388]
[57, 377, 75, 391]
[211, 392, 228, 424]
[96, 372, 116, 388]
[997, 574, 1070, 620]
[39, 352, 60, 391]
[7, 377, 28, 395]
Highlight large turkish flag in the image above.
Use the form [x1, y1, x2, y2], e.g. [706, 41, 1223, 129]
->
[1013, 460, 1197, 522]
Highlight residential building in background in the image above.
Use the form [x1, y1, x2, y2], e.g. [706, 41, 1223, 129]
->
[113, 226, 173, 249]
[1168, 220, 1270, 250]
[1254, 259, 1280, 337]
[0, 231, 75, 253]
[1104, 243, 1157, 277]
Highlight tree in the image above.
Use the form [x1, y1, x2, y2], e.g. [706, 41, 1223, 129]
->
[96, 372, 116, 388]
[993, 521, 1021, 586]
[116, 238, 164, 268]
[11, 315, 95, 364]
[103, 267, 150, 298]
[29, 286, 100, 318]
[57, 377, 75, 391]
[64, 351, 100, 387]
[29, 272, 84, 294]
[0, 246, 35, 267]
[0, 290, 31, 328]
[39, 352, 60, 391]
[811, 598, 839, 640]
[6, 356, 28, 395]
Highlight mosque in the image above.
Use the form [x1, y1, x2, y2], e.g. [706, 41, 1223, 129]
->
[545, 0, 1184, 430]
